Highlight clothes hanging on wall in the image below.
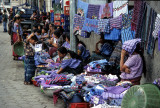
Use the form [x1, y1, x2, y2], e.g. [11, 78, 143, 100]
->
[104, 28, 121, 41]
[110, 15, 122, 30]
[147, 9, 157, 57]
[158, 30, 160, 51]
[87, 4, 100, 19]
[77, 0, 89, 18]
[82, 18, 99, 34]
[121, 10, 135, 44]
[113, 0, 128, 18]
[152, 14, 160, 38]
[99, 3, 113, 19]
[98, 19, 110, 34]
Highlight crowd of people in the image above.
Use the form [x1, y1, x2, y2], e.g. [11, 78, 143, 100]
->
[3, 8, 145, 87]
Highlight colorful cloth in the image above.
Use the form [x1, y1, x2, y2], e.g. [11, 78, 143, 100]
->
[62, 41, 70, 49]
[153, 78, 160, 89]
[77, 0, 89, 18]
[61, 58, 82, 69]
[110, 15, 122, 30]
[99, 3, 113, 19]
[152, 14, 160, 38]
[113, 0, 128, 18]
[158, 30, 160, 51]
[87, 4, 100, 19]
[120, 54, 143, 80]
[122, 9, 133, 29]
[104, 28, 121, 41]
[122, 38, 141, 54]
[82, 18, 99, 34]
[98, 19, 110, 34]
[73, 14, 85, 30]
[121, 27, 135, 44]
[12, 22, 23, 36]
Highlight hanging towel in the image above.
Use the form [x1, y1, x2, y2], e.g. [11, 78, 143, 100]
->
[82, 18, 99, 34]
[99, 3, 113, 19]
[98, 19, 110, 34]
[104, 28, 121, 41]
[87, 4, 100, 19]
[122, 9, 133, 29]
[113, 0, 128, 18]
[152, 14, 160, 38]
[158, 30, 160, 51]
[77, 0, 89, 18]
[110, 15, 122, 30]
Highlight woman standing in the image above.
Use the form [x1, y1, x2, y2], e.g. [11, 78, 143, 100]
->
[12, 16, 23, 60]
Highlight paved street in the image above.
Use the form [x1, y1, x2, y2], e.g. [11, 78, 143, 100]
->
[0, 25, 64, 108]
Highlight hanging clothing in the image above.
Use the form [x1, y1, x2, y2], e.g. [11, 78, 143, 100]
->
[99, 2, 113, 19]
[82, 18, 99, 34]
[147, 9, 157, 57]
[87, 4, 100, 19]
[77, 0, 89, 18]
[121, 10, 135, 44]
[98, 19, 110, 34]
[113, 0, 128, 18]
[110, 15, 122, 30]
[152, 14, 160, 38]
[104, 28, 121, 41]
[158, 31, 160, 51]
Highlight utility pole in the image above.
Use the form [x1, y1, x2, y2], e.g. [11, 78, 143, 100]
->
[70, 0, 77, 52]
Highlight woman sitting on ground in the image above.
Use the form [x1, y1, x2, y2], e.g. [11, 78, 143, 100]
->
[56, 47, 83, 75]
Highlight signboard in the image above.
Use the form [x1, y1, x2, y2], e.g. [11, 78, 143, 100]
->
[88, 0, 107, 4]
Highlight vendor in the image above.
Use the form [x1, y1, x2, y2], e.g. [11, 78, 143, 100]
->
[120, 39, 146, 85]
[62, 33, 70, 49]
[91, 33, 113, 61]
[56, 47, 83, 75]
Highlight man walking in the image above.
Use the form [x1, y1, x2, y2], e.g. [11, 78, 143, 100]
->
[2, 10, 8, 32]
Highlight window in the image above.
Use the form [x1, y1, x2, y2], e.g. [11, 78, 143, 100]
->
[4, 0, 10, 5]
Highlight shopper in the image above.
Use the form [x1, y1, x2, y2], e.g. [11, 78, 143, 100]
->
[24, 33, 38, 85]
[56, 47, 83, 75]
[2, 10, 8, 32]
[120, 39, 146, 85]
[12, 16, 23, 60]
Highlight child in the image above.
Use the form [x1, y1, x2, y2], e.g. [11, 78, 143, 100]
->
[24, 33, 38, 85]
[91, 33, 113, 61]
[56, 47, 83, 75]
[36, 29, 41, 40]
[62, 33, 70, 49]
[120, 39, 146, 85]
[22, 25, 29, 41]
[41, 27, 48, 40]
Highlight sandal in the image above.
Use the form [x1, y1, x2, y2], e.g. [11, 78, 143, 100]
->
[24, 81, 28, 85]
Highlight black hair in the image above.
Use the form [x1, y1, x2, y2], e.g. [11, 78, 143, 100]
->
[54, 29, 61, 38]
[134, 43, 146, 77]
[36, 29, 41, 34]
[14, 16, 20, 21]
[58, 47, 82, 61]
[57, 26, 64, 35]
[100, 32, 113, 45]
[42, 27, 48, 33]
[33, 29, 38, 33]
[75, 35, 86, 48]
[30, 35, 38, 42]
[3, 10, 6, 13]
[33, 24, 38, 29]
[58, 47, 68, 55]
[66, 33, 70, 41]
[50, 23, 57, 30]
[33, 10, 37, 14]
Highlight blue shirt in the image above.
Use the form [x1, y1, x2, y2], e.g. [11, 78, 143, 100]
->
[61, 58, 81, 69]
[100, 43, 112, 56]
[12, 23, 23, 36]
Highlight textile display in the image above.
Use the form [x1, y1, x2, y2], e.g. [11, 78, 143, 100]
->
[82, 18, 99, 34]
[158, 30, 160, 51]
[122, 9, 133, 29]
[99, 3, 113, 19]
[110, 15, 122, 30]
[113, 0, 128, 18]
[77, 0, 89, 18]
[104, 28, 121, 41]
[152, 14, 160, 38]
[87, 4, 100, 19]
[98, 19, 110, 34]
